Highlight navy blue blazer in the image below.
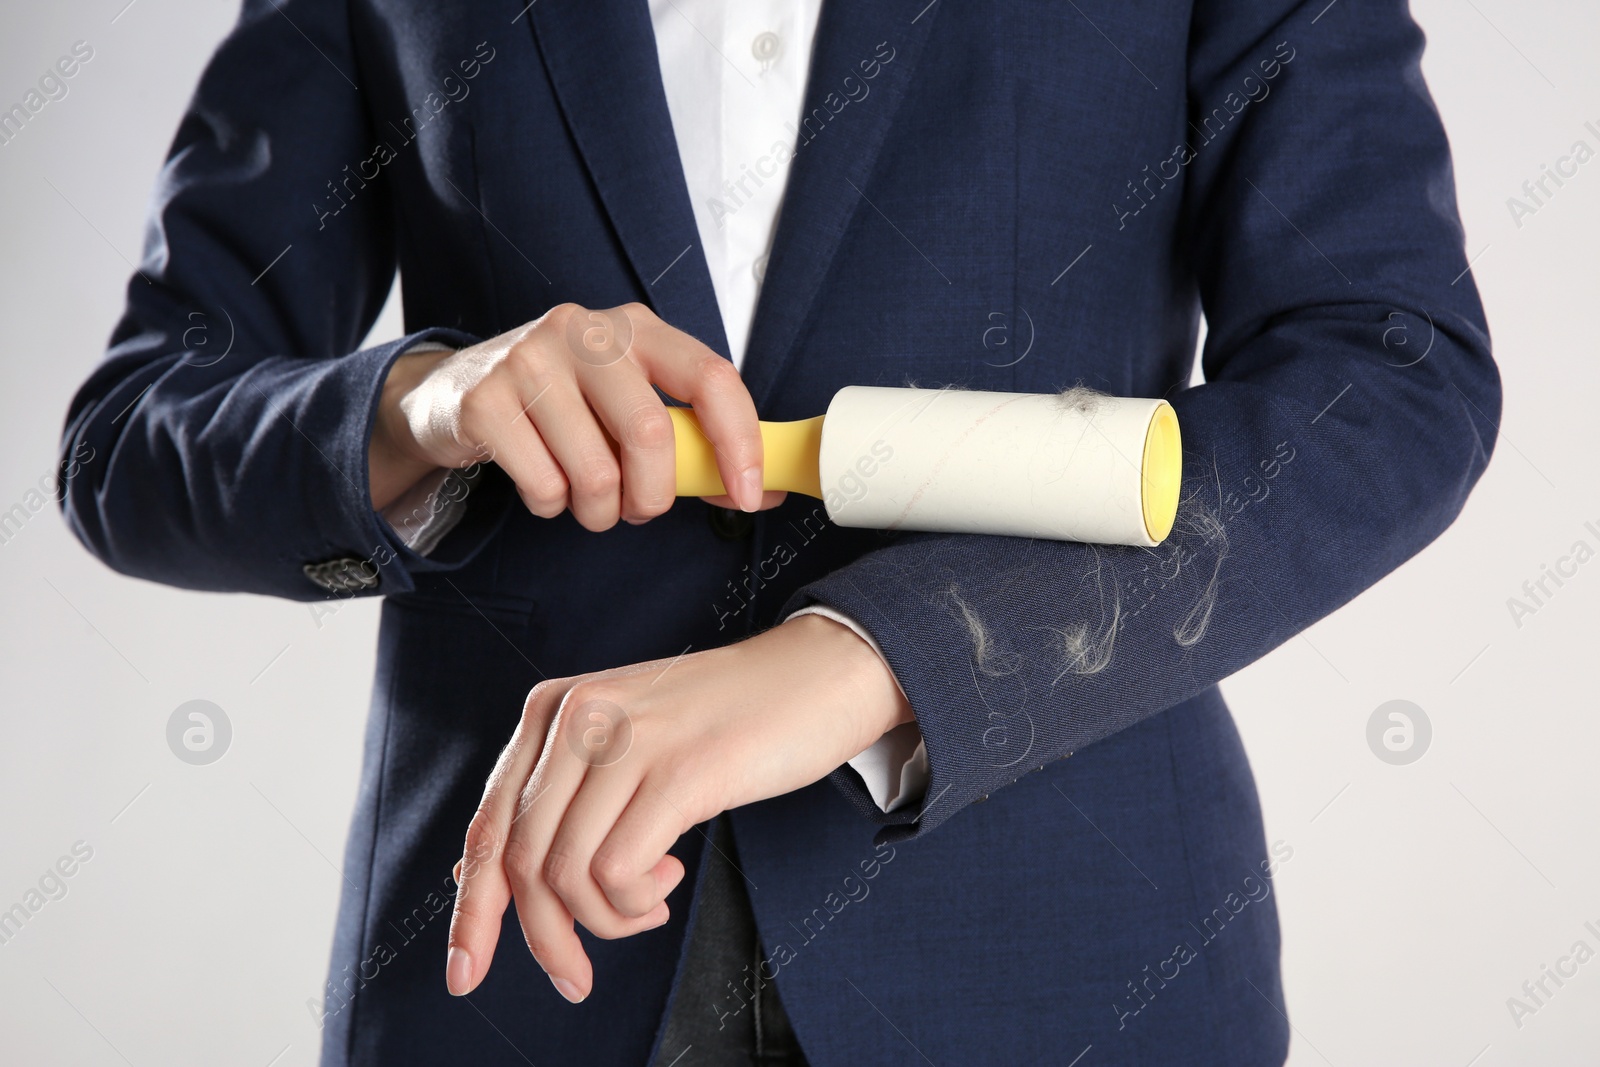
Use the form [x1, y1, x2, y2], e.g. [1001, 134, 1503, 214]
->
[61, 0, 1499, 1063]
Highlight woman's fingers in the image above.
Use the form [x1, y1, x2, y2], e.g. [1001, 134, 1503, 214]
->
[623, 307, 765, 513]
[458, 383, 570, 519]
[444, 814, 514, 997]
[592, 775, 703, 920]
[497, 685, 673, 1002]
[390, 303, 768, 527]
[496, 703, 594, 999]
[509, 873, 595, 1004]
[440, 303, 769, 526]
[445, 684, 559, 997]
[572, 357, 677, 524]
[544, 755, 686, 926]
[508, 688, 673, 935]
[699, 490, 789, 512]
[518, 371, 623, 532]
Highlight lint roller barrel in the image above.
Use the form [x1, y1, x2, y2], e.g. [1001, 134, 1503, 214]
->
[666, 386, 1183, 548]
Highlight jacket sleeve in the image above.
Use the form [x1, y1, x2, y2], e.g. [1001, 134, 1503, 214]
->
[781, 0, 1502, 839]
[58, 0, 506, 601]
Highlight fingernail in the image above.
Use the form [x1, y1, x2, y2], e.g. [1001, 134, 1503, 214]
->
[739, 467, 764, 513]
[550, 975, 586, 1004]
[446, 946, 473, 996]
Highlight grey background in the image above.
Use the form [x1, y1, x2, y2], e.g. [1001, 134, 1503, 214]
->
[1, 1, 1596, 1063]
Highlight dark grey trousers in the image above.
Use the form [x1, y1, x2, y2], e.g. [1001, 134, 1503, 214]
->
[649, 816, 810, 1067]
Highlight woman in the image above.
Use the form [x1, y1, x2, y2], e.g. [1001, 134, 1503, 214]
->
[61, 0, 1499, 1063]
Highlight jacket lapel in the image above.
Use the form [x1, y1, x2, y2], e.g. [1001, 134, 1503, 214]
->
[740, 1, 943, 408]
[528, 0, 731, 358]
[529, 0, 943, 400]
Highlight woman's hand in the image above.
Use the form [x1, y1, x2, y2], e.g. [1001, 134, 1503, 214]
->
[443, 612, 914, 1003]
[368, 302, 786, 525]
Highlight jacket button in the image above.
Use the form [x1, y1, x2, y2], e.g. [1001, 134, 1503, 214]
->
[975, 793, 989, 803]
[707, 504, 754, 541]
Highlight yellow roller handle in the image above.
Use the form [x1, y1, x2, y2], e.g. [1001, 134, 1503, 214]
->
[667, 407, 825, 499]
[1140, 401, 1183, 543]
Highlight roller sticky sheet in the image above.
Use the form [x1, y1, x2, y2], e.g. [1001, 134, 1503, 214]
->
[668, 386, 1182, 548]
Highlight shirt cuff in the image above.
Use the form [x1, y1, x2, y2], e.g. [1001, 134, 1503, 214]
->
[785, 605, 929, 813]
[377, 342, 465, 558]
[380, 468, 470, 555]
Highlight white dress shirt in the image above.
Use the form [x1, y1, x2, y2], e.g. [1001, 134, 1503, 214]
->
[385, 0, 929, 813]
[647, 0, 822, 369]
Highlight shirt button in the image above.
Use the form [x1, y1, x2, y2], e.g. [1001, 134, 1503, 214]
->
[752, 253, 768, 284]
[707, 503, 754, 541]
[752, 31, 781, 68]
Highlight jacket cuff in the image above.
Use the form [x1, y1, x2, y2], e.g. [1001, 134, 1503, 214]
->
[313, 327, 512, 599]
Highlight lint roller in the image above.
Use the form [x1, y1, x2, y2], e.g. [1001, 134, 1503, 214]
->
[667, 386, 1182, 547]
